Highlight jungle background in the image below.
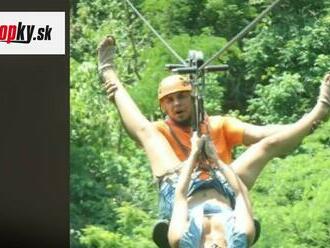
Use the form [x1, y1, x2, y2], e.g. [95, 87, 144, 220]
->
[70, 0, 330, 247]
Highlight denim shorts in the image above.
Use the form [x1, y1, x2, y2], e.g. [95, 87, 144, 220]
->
[187, 169, 236, 208]
[158, 169, 236, 220]
[158, 174, 178, 220]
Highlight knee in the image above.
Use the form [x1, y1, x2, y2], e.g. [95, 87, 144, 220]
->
[259, 136, 281, 154]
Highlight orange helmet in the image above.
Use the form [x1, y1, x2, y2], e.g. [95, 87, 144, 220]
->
[158, 75, 192, 100]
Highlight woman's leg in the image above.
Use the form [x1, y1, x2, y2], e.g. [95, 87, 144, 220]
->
[232, 74, 330, 189]
[98, 37, 181, 177]
[141, 127, 182, 177]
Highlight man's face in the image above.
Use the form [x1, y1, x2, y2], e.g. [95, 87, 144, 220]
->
[161, 91, 193, 126]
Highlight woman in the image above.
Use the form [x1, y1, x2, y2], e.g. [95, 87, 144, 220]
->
[168, 133, 255, 247]
[168, 76, 330, 247]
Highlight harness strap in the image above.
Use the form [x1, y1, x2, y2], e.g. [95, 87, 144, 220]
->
[164, 116, 211, 159]
[166, 121, 191, 158]
[158, 118, 214, 185]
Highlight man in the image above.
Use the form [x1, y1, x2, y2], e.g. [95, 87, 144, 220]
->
[98, 36, 291, 189]
[98, 36, 329, 247]
[154, 74, 292, 188]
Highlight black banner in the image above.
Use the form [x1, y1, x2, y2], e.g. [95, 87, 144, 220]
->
[0, 1, 69, 247]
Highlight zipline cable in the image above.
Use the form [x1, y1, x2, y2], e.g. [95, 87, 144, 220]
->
[199, 0, 282, 70]
[124, 0, 186, 65]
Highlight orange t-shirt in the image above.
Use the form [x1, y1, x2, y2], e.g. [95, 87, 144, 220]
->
[152, 115, 245, 164]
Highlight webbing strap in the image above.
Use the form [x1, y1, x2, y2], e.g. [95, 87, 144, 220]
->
[166, 121, 191, 158]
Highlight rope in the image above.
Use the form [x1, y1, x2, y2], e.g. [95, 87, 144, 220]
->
[124, 0, 186, 65]
[199, 0, 282, 70]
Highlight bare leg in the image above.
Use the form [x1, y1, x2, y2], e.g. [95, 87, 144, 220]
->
[233, 74, 330, 189]
[98, 37, 180, 177]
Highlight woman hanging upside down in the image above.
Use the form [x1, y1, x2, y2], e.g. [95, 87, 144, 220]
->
[167, 75, 330, 247]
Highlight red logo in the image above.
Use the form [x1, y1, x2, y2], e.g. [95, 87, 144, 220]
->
[0, 22, 52, 44]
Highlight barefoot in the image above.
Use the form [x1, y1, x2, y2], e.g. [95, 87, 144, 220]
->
[318, 73, 330, 108]
[98, 36, 116, 79]
[311, 73, 330, 127]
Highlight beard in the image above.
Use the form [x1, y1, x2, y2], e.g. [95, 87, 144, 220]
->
[174, 116, 191, 127]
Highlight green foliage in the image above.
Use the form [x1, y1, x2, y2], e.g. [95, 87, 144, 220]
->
[252, 121, 330, 247]
[204, 0, 256, 38]
[71, 0, 330, 247]
[242, 2, 330, 119]
[79, 203, 155, 248]
[247, 72, 308, 123]
[142, 0, 257, 38]
[70, 15, 157, 245]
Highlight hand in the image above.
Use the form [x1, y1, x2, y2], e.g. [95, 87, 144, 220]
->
[98, 35, 116, 80]
[103, 79, 118, 102]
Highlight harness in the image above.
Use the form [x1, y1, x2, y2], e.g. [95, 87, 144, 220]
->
[166, 119, 191, 158]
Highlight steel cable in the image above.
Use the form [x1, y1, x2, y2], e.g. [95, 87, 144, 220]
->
[200, 0, 282, 70]
[124, 0, 186, 65]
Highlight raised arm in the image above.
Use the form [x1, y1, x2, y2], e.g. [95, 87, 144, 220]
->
[168, 133, 203, 248]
